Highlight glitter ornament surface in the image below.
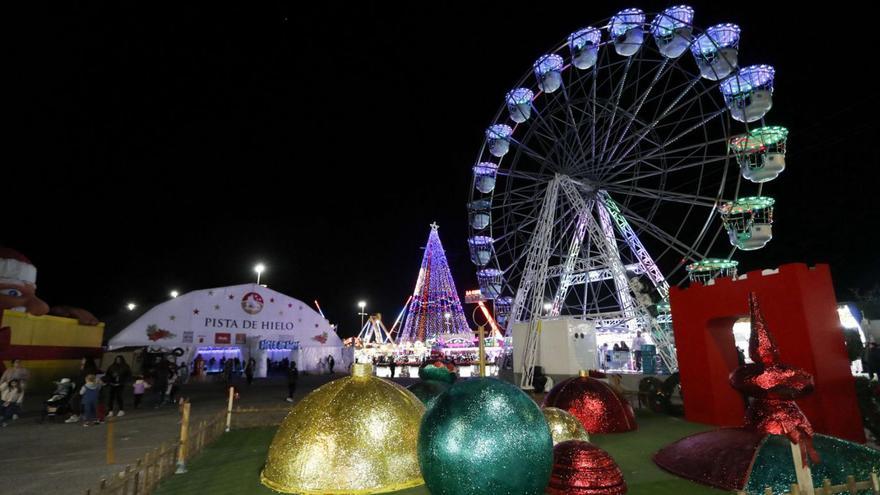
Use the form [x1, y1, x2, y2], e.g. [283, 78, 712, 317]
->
[547, 440, 628, 495]
[261, 363, 425, 494]
[745, 433, 880, 494]
[543, 373, 637, 433]
[543, 407, 591, 445]
[418, 377, 553, 495]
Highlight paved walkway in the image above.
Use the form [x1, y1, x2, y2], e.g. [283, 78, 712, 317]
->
[0, 373, 399, 495]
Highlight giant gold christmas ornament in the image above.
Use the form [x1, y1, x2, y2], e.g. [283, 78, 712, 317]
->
[418, 377, 553, 495]
[543, 407, 590, 445]
[261, 363, 426, 494]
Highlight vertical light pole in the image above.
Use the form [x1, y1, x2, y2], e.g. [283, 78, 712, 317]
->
[358, 301, 367, 330]
[254, 263, 266, 285]
[444, 312, 451, 333]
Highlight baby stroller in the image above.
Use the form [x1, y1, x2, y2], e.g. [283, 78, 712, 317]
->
[41, 378, 76, 423]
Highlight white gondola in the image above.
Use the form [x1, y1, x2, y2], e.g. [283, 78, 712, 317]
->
[477, 268, 503, 299]
[691, 23, 740, 80]
[720, 65, 775, 123]
[506, 88, 534, 123]
[569, 27, 601, 70]
[651, 6, 694, 59]
[468, 236, 494, 266]
[534, 54, 564, 93]
[610, 8, 645, 57]
[473, 162, 499, 194]
[468, 200, 491, 230]
[486, 124, 513, 158]
[718, 197, 775, 251]
[686, 258, 738, 284]
[729, 126, 788, 183]
[494, 296, 513, 325]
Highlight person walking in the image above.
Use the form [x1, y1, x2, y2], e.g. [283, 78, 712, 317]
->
[631, 331, 646, 372]
[132, 376, 149, 409]
[245, 358, 255, 385]
[153, 359, 170, 408]
[223, 358, 234, 389]
[389, 359, 396, 378]
[868, 342, 880, 381]
[105, 356, 132, 417]
[79, 374, 102, 426]
[286, 361, 299, 403]
[327, 354, 335, 374]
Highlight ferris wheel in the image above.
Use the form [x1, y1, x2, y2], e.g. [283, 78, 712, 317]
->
[465, 7, 789, 388]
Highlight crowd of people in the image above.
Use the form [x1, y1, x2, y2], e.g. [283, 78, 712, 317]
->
[598, 331, 650, 372]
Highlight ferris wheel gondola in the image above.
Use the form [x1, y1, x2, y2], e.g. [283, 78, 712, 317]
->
[465, 6, 789, 388]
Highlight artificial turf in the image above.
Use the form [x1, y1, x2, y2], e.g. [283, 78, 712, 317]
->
[155, 410, 726, 495]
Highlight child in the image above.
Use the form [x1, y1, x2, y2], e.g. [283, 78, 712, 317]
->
[0, 379, 24, 427]
[132, 375, 150, 409]
[80, 374, 102, 426]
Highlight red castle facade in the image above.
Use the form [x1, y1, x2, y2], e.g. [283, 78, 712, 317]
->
[668, 263, 864, 442]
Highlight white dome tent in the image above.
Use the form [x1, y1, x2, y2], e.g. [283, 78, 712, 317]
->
[108, 283, 347, 376]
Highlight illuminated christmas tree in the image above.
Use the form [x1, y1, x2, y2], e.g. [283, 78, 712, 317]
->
[398, 223, 471, 343]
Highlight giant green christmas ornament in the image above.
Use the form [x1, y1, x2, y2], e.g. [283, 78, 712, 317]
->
[418, 378, 553, 495]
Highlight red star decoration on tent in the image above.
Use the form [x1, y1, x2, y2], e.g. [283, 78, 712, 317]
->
[193, 309, 200, 315]
[270, 298, 275, 303]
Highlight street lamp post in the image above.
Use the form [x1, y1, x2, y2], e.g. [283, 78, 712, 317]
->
[254, 263, 266, 285]
[358, 301, 367, 329]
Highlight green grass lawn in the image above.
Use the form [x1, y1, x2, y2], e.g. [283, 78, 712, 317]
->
[155, 411, 726, 495]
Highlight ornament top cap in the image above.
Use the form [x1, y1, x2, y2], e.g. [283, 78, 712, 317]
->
[579, 369, 588, 377]
[352, 362, 372, 378]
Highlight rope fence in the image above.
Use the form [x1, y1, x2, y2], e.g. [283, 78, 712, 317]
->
[83, 388, 288, 495]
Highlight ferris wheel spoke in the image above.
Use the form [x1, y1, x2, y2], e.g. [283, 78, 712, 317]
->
[604, 58, 676, 164]
[606, 154, 730, 186]
[602, 186, 721, 208]
[506, 137, 557, 169]
[606, 136, 730, 172]
[605, 75, 708, 171]
[614, 203, 703, 260]
[601, 107, 726, 184]
[598, 56, 634, 164]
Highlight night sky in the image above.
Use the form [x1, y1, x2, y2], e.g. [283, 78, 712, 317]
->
[7, 1, 878, 337]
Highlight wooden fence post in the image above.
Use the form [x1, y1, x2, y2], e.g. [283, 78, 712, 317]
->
[225, 386, 234, 432]
[175, 401, 191, 474]
[789, 442, 814, 495]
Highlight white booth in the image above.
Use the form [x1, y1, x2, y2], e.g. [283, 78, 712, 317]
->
[511, 317, 597, 376]
[108, 283, 347, 375]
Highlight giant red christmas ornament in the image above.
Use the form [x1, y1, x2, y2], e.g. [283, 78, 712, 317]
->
[547, 440, 627, 495]
[543, 370, 637, 434]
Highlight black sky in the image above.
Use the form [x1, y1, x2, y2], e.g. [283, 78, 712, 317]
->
[7, 1, 879, 337]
